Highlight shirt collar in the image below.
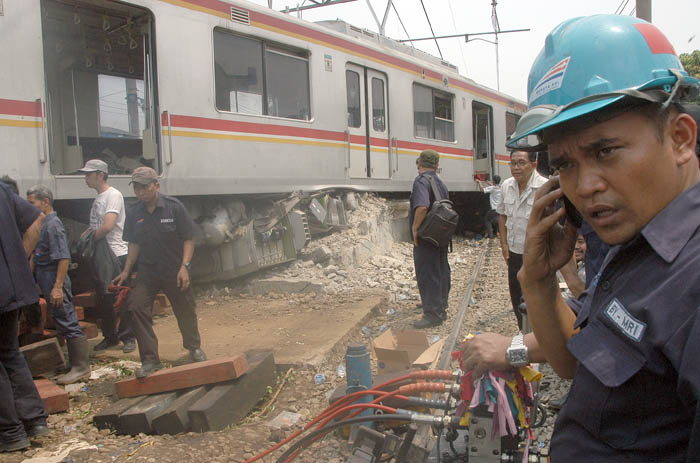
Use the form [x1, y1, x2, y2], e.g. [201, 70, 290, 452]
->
[641, 181, 700, 263]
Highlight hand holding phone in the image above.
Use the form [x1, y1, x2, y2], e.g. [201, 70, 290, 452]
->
[562, 195, 583, 228]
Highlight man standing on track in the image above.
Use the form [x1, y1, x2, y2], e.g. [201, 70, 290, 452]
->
[410, 150, 451, 329]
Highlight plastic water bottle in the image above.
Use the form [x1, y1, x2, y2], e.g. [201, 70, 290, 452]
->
[386, 307, 396, 316]
[336, 365, 346, 379]
[313, 373, 325, 385]
[360, 326, 371, 337]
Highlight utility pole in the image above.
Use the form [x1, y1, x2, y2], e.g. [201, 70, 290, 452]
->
[636, 0, 651, 22]
[491, 0, 501, 91]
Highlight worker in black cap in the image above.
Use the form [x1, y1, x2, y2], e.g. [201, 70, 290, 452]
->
[410, 149, 451, 328]
[112, 167, 206, 377]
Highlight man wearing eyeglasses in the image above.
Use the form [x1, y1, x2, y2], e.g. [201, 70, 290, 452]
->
[495, 151, 547, 330]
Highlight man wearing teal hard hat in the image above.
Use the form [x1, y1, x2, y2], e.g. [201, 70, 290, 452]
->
[506, 14, 700, 461]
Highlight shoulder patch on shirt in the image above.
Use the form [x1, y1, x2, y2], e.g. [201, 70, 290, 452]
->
[604, 298, 646, 342]
[160, 218, 174, 223]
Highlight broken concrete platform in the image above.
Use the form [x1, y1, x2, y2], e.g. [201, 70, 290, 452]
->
[250, 278, 325, 295]
[95, 293, 385, 368]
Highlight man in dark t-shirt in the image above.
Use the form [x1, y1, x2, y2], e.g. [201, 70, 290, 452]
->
[112, 167, 205, 378]
[410, 150, 451, 328]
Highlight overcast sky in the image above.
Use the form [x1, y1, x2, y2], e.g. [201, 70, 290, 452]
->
[251, 0, 699, 102]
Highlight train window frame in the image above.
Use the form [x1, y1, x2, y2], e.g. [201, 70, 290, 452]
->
[213, 27, 311, 121]
[412, 83, 455, 142]
[346, 70, 362, 128]
[371, 77, 386, 132]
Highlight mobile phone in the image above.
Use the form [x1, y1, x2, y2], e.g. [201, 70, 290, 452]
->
[562, 195, 583, 228]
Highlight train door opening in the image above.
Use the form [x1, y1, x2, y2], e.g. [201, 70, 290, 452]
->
[40, 0, 159, 175]
[472, 101, 493, 178]
[345, 64, 390, 179]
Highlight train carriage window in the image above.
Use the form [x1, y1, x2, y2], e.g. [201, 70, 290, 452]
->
[346, 70, 361, 128]
[505, 112, 521, 139]
[266, 49, 310, 120]
[214, 33, 263, 114]
[412, 83, 454, 142]
[371, 77, 385, 132]
[214, 28, 310, 120]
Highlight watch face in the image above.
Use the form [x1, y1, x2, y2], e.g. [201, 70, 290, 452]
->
[508, 348, 528, 365]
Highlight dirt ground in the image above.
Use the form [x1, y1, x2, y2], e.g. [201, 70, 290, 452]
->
[7, 238, 563, 463]
[94, 292, 385, 367]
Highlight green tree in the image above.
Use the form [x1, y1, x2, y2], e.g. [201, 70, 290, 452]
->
[680, 49, 700, 104]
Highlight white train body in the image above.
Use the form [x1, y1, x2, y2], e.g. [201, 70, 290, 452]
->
[1, 0, 525, 280]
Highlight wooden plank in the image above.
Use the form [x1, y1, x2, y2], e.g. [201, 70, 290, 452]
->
[115, 355, 249, 398]
[79, 321, 98, 339]
[118, 392, 178, 435]
[72, 292, 96, 308]
[20, 338, 66, 377]
[34, 379, 69, 414]
[189, 350, 275, 432]
[93, 396, 147, 432]
[151, 386, 209, 435]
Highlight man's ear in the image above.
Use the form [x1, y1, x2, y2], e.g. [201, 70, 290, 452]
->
[670, 112, 698, 166]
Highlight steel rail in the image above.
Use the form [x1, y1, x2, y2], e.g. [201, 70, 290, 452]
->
[438, 240, 489, 371]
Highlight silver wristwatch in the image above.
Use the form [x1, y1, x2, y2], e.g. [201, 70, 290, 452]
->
[506, 333, 529, 367]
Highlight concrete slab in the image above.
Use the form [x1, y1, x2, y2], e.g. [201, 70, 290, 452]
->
[250, 278, 325, 295]
[94, 294, 384, 368]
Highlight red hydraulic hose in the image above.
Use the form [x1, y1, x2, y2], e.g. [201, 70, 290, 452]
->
[242, 370, 453, 463]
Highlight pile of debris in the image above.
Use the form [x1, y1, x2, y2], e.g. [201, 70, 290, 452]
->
[246, 193, 421, 296]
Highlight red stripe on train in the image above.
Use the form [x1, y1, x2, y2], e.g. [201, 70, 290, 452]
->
[0, 99, 42, 118]
[165, 113, 471, 156]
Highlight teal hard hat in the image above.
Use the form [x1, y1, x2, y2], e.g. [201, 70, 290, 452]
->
[506, 14, 699, 150]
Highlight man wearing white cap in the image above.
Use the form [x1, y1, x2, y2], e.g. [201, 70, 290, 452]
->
[78, 159, 135, 353]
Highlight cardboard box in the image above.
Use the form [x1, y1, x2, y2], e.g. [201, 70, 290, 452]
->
[372, 329, 444, 372]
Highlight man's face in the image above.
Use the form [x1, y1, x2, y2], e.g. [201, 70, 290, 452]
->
[84, 172, 99, 189]
[133, 182, 159, 204]
[27, 194, 49, 214]
[574, 235, 586, 263]
[549, 110, 686, 245]
[509, 151, 535, 183]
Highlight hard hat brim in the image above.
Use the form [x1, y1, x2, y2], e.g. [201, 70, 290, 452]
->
[506, 96, 622, 150]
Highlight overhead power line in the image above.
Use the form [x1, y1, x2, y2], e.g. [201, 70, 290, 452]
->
[391, 2, 413, 47]
[419, 0, 442, 59]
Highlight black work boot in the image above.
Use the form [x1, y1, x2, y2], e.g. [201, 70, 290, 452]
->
[56, 336, 91, 385]
[25, 423, 50, 438]
[135, 359, 164, 378]
[189, 348, 207, 363]
[413, 315, 442, 329]
[93, 337, 119, 351]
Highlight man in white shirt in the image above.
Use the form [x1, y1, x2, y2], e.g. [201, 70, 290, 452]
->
[496, 151, 547, 329]
[78, 159, 135, 353]
[477, 175, 502, 238]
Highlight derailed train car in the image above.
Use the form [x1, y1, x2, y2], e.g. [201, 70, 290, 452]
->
[0, 0, 525, 281]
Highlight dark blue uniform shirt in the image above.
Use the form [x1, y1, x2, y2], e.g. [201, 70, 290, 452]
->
[580, 220, 610, 287]
[34, 213, 70, 270]
[409, 171, 449, 238]
[123, 194, 194, 276]
[0, 183, 41, 313]
[552, 181, 700, 462]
